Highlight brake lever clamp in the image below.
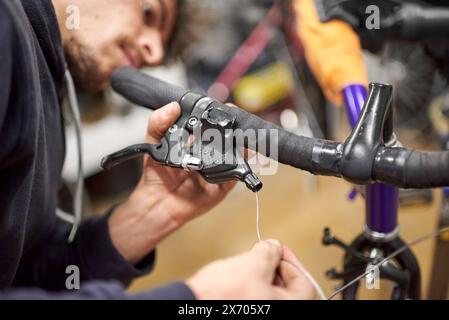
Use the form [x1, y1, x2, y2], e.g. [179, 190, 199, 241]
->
[101, 93, 263, 193]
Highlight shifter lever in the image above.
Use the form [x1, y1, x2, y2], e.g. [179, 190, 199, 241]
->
[101, 90, 263, 192]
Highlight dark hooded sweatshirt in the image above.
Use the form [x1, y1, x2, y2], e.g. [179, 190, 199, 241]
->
[0, 0, 194, 299]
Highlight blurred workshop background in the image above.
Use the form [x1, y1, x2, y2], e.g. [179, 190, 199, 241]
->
[61, 0, 449, 299]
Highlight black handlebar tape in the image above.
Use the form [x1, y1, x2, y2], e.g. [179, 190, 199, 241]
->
[111, 67, 187, 109]
[111, 67, 331, 174]
[375, 148, 449, 188]
[223, 106, 322, 173]
[401, 6, 449, 39]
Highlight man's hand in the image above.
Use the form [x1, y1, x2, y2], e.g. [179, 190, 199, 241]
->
[186, 240, 316, 300]
[109, 102, 236, 264]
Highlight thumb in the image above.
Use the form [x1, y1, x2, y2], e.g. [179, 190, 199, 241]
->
[147, 102, 181, 144]
[250, 240, 283, 280]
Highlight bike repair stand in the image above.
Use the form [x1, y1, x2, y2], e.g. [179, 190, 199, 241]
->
[322, 84, 421, 300]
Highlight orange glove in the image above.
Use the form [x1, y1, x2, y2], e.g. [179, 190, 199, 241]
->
[294, 0, 368, 106]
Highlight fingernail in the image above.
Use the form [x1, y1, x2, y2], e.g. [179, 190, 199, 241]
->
[266, 239, 281, 248]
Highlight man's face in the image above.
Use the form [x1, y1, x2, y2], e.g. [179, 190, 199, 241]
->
[63, 0, 176, 92]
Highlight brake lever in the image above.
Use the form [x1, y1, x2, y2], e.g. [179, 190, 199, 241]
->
[101, 93, 263, 192]
[101, 142, 169, 170]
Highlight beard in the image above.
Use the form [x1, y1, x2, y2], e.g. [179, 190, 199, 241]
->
[64, 39, 107, 92]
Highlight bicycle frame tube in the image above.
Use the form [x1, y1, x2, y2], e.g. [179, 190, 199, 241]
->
[343, 85, 399, 235]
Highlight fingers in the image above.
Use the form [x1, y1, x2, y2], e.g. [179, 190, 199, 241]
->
[278, 261, 307, 290]
[276, 262, 316, 300]
[147, 102, 181, 144]
[273, 270, 286, 287]
[219, 180, 238, 193]
[250, 239, 283, 279]
[282, 246, 304, 268]
[276, 246, 317, 300]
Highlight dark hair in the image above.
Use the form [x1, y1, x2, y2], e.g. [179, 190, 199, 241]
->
[164, 0, 211, 63]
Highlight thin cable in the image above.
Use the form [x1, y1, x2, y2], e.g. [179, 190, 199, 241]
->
[256, 192, 262, 242]
[328, 226, 449, 300]
[282, 260, 327, 300]
[254, 191, 326, 300]
[61, 69, 84, 243]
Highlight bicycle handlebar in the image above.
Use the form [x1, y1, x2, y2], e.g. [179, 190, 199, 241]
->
[315, 0, 449, 40]
[111, 67, 449, 189]
[400, 4, 449, 39]
[112, 67, 320, 173]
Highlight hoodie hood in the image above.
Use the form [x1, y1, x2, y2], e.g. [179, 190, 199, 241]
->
[21, 0, 66, 89]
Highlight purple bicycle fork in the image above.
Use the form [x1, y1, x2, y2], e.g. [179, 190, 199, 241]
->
[444, 186, 449, 197]
[343, 85, 399, 237]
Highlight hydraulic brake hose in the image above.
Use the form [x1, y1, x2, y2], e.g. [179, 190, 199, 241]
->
[111, 67, 449, 189]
